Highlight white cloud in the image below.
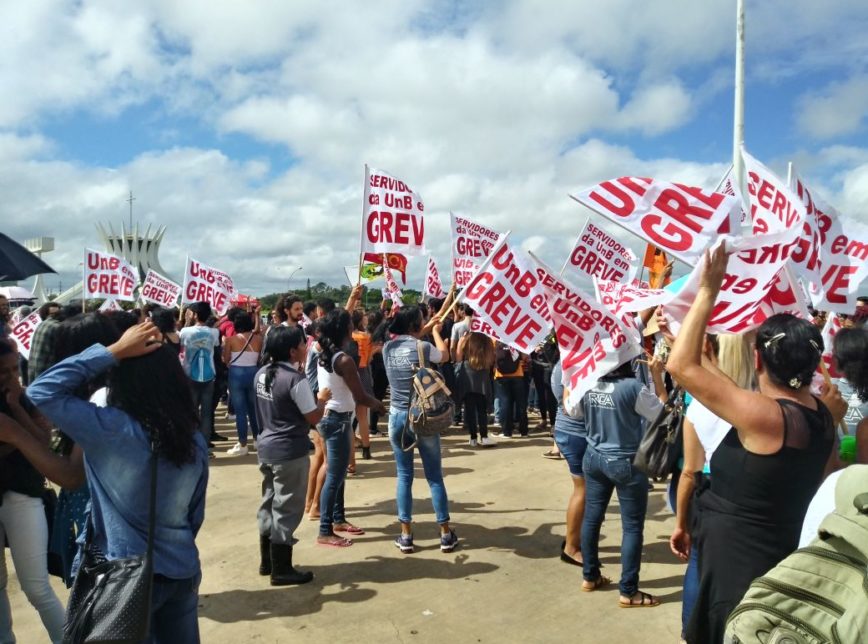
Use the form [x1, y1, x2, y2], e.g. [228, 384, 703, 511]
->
[1, 0, 867, 298]
[797, 75, 868, 139]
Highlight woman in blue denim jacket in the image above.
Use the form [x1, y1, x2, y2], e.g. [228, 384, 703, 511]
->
[26, 321, 209, 644]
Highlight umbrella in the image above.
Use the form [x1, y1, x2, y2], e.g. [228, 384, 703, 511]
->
[0, 233, 56, 281]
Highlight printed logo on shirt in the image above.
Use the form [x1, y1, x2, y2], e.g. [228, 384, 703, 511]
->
[587, 391, 615, 409]
[844, 394, 864, 424]
[256, 372, 274, 401]
[387, 350, 414, 369]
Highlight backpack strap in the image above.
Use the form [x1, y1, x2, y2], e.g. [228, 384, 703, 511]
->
[416, 340, 426, 369]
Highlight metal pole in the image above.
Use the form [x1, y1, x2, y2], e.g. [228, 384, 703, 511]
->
[733, 0, 746, 195]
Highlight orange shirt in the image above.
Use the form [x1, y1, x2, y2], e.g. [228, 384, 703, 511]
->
[353, 331, 372, 368]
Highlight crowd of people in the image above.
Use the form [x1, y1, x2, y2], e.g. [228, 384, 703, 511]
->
[0, 269, 865, 643]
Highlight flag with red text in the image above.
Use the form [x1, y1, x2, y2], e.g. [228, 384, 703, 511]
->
[571, 177, 740, 265]
[361, 166, 425, 256]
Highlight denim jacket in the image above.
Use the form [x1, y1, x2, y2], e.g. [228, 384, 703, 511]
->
[27, 344, 209, 580]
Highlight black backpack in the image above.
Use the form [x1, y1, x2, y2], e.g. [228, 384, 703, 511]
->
[495, 343, 520, 375]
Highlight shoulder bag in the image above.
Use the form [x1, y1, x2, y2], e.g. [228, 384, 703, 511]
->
[63, 445, 158, 643]
[633, 386, 684, 480]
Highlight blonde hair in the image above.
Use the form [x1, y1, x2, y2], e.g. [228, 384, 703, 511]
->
[717, 334, 756, 390]
[465, 332, 495, 371]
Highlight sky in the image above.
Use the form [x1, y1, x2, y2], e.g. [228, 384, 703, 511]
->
[2, 0, 868, 297]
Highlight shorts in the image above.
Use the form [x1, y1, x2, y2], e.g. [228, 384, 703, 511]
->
[554, 430, 587, 478]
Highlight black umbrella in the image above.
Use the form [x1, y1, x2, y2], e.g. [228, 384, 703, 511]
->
[0, 233, 57, 281]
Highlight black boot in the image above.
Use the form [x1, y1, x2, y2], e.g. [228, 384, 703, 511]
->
[259, 535, 271, 576]
[270, 543, 314, 586]
[362, 446, 372, 460]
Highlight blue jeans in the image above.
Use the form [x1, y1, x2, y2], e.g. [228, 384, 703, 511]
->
[317, 411, 352, 536]
[228, 365, 259, 444]
[581, 446, 649, 596]
[682, 543, 700, 637]
[494, 377, 527, 436]
[145, 573, 201, 643]
[388, 409, 450, 525]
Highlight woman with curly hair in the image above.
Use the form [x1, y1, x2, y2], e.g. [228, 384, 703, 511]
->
[315, 309, 385, 547]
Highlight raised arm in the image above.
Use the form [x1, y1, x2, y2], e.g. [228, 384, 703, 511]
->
[27, 322, 162, 452]
[666, 246, 784, 452]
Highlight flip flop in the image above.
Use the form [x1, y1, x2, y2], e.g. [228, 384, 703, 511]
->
[334, 523, 365, 536]
[581, 575, 611, 592]
[317, 536, 354, 548]
[542, 451, 562, 460]
[346, 464, 356, 475]
[619, 591, 660, 608]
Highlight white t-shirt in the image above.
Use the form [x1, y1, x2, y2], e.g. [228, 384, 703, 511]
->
[685, 399, 731, 469]
[799, 470, 844, 548]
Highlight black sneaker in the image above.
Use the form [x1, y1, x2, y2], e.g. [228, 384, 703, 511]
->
[440, 530, 459, 553]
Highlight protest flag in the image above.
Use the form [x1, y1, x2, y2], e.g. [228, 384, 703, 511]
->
[83, 249, 137, 302]
[360, 165, 425, 258]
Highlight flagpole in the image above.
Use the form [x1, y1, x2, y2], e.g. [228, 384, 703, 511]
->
[733, 0, 746, 195]
[358, 164, 369, 285]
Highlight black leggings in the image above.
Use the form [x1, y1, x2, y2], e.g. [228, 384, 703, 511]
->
[463, 393, 488, 440]
[532, 366, 557, 425]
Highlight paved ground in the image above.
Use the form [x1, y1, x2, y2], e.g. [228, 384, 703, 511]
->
[7, 414, 685, 643]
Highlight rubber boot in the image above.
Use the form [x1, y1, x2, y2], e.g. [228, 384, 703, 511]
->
[270, 543, 314, 586]
[362, 446, 372, 460]
[259, 534, 271, 576]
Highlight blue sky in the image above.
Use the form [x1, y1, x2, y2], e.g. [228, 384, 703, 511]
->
[2, 0, 867, 296]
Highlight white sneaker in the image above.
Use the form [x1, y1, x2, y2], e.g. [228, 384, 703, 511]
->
[480, 437, 496, 447]
[252, 439, 258, 451]
[227, 442, 248, 456]
[224, 412, 236, 420]
[469, 439, 478, 447]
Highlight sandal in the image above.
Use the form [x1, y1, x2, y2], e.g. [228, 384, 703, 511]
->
[334, 523, 365, 536]
[581, 575, 611, 592]
[346, 464, 356, 475]
[619, 591, 660, 608]
[542, 450, 562, 460]
[316, 535, 354, 548]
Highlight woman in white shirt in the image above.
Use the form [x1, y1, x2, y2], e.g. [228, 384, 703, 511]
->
[314, 309, 384, 547]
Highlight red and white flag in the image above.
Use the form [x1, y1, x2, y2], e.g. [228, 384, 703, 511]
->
[571, 177, 740, 265]
[423, 256, 447, 300]
[141, 269, 182, 307]
[10, 312, 42, 360]
[530, 254, 642, 413]
[181, 257, 236, 316]
[383, 263, 403, 310]
[820, 314, 843, 379]
[98, 297, 122, 312]
[715, 166, 748, 234]
[457, 232, 550, 353]
[562, 219, 637, 285]
[791, 170, 868, 314]
[361, 166, 425, 256]
[450, 212, 502, 288]
[84, 249, 137, 302]
[664, 228, 802, 334]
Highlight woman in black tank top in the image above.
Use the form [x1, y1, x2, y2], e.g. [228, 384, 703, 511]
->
[667, 246, 844, 644]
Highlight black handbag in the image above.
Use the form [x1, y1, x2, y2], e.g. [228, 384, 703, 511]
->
[63, 446, 158, 644]
[633, 386, 684, 480]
